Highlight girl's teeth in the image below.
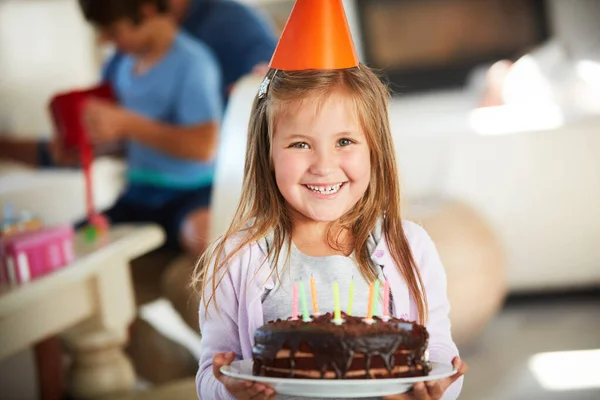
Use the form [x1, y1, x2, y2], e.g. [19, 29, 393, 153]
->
[306, 183, 343, 194]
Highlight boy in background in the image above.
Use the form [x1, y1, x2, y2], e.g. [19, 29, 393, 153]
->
[78, 0, 222, 382]
[79, 0, 221, 257]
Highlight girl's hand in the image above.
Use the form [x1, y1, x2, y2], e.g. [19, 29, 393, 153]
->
[383, 357, 468, 400]
[213, 352, 277, 400]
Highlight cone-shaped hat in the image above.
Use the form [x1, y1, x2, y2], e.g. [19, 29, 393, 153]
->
[269, 0, 359, 70]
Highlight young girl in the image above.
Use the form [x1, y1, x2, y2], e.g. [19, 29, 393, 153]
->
[192, 64, 467, 400]
[193, 1, 467, 399]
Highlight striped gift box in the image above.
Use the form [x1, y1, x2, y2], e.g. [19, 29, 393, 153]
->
[0, 225, 74, 286]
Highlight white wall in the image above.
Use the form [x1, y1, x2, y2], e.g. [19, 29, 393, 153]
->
[0, 0, 99, 139]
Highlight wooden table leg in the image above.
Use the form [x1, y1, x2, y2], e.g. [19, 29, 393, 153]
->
[34, 336, 65, 400]
[62, 325, 135, 399]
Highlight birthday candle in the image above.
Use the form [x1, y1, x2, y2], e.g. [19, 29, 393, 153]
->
[373, 279, 380, 317]
[333, 281, 341, 321]
[310, 275, 319, 315]
[383, 279, 390, 320]
[299, 281, 311, 322]
[292, 281, 298, 320]
[347, 277, 355, 316]
[366, 281, 374, 320]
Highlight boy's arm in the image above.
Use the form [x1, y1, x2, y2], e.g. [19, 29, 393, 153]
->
[84, 100, 219, 162]
[0, 138, 40, 167]
[122, 115, 218, 162]
[0, 138, 82, 168]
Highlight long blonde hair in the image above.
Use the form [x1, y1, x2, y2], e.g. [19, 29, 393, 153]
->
[192, 66, 428, 325]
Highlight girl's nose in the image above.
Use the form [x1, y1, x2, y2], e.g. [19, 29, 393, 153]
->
[309, 148, 336, 176]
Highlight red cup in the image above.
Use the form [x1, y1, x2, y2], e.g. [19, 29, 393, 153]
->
[49, 83, 116, 150]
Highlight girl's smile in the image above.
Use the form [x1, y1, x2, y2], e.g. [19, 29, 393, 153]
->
[303, 181, 347, 196]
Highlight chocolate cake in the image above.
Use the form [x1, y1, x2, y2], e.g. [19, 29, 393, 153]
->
[252, 312, 430, 379]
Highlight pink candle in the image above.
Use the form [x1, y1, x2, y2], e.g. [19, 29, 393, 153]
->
[383, 279, 390, 320]
[292, 281, 299, 320]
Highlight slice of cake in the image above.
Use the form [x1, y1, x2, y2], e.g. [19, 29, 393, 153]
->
[252, 312, 430, 379]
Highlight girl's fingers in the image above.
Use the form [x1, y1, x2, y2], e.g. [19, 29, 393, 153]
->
[212, 352, 235, 380]
[249, 386, 274, 400]
[246, 382, 270, 397]
[214, 352, 255, 395]
[443, 357, 468, 388]
[425, 380, 444, 399]
[456, 357, 468, 376]
[223, 377, 253, 395]
[412, 382, 429, 399]
[212, 353, 277, 399]
[381, 394, 410, 400]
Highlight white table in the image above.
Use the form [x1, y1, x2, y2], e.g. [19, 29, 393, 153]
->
[0, 224, 165, 399]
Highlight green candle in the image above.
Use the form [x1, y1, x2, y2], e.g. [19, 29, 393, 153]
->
[347, 277, 355, 316]
[333, 281, 341, 321]
[299, 281, 311, 322]
[373, 279, 380, 317]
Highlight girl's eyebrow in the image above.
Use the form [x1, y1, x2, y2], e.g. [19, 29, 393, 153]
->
[280, 131, 359, 141]
[282, 134, 310, 141]
[334, 130, 358, 137]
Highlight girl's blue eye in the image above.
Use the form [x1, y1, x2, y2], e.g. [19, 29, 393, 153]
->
[291, 142, 309, 149]
[337, 138, 354, 147]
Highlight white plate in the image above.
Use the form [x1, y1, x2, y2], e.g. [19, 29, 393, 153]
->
[221, 360, 456, 398]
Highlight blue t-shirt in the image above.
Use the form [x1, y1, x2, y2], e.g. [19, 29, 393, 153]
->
[182, 0, 277, 97]
[105, 32, 223, 190]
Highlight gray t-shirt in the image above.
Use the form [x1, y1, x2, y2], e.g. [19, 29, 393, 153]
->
[262, 242, 384, 323]
[261, 241, 385, 400]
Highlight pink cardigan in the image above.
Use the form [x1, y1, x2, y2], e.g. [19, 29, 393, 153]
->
[197, 221, 463, 399]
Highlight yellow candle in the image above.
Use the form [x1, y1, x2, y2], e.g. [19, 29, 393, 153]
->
[333, 281, 341, 321]
[366, 281, 374, 320]
[310, 275, 319, 315]
[347, 277, 355, 316]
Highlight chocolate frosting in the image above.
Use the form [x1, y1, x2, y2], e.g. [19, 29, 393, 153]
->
[252, 312, 430, 379]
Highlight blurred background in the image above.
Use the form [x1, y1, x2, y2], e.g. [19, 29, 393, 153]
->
[1, 0, 599, 399]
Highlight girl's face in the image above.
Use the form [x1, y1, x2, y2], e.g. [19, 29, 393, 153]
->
[272, 90, 371, 224]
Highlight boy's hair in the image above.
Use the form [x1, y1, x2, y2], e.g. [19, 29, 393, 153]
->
[79, 0, 169, 27]
[193, 66, 428, 325]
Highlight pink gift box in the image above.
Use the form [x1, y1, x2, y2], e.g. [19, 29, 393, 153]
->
[0, 225, 75, 285]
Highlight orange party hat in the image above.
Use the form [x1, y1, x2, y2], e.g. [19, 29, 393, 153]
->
[269, 0, 359, 71]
